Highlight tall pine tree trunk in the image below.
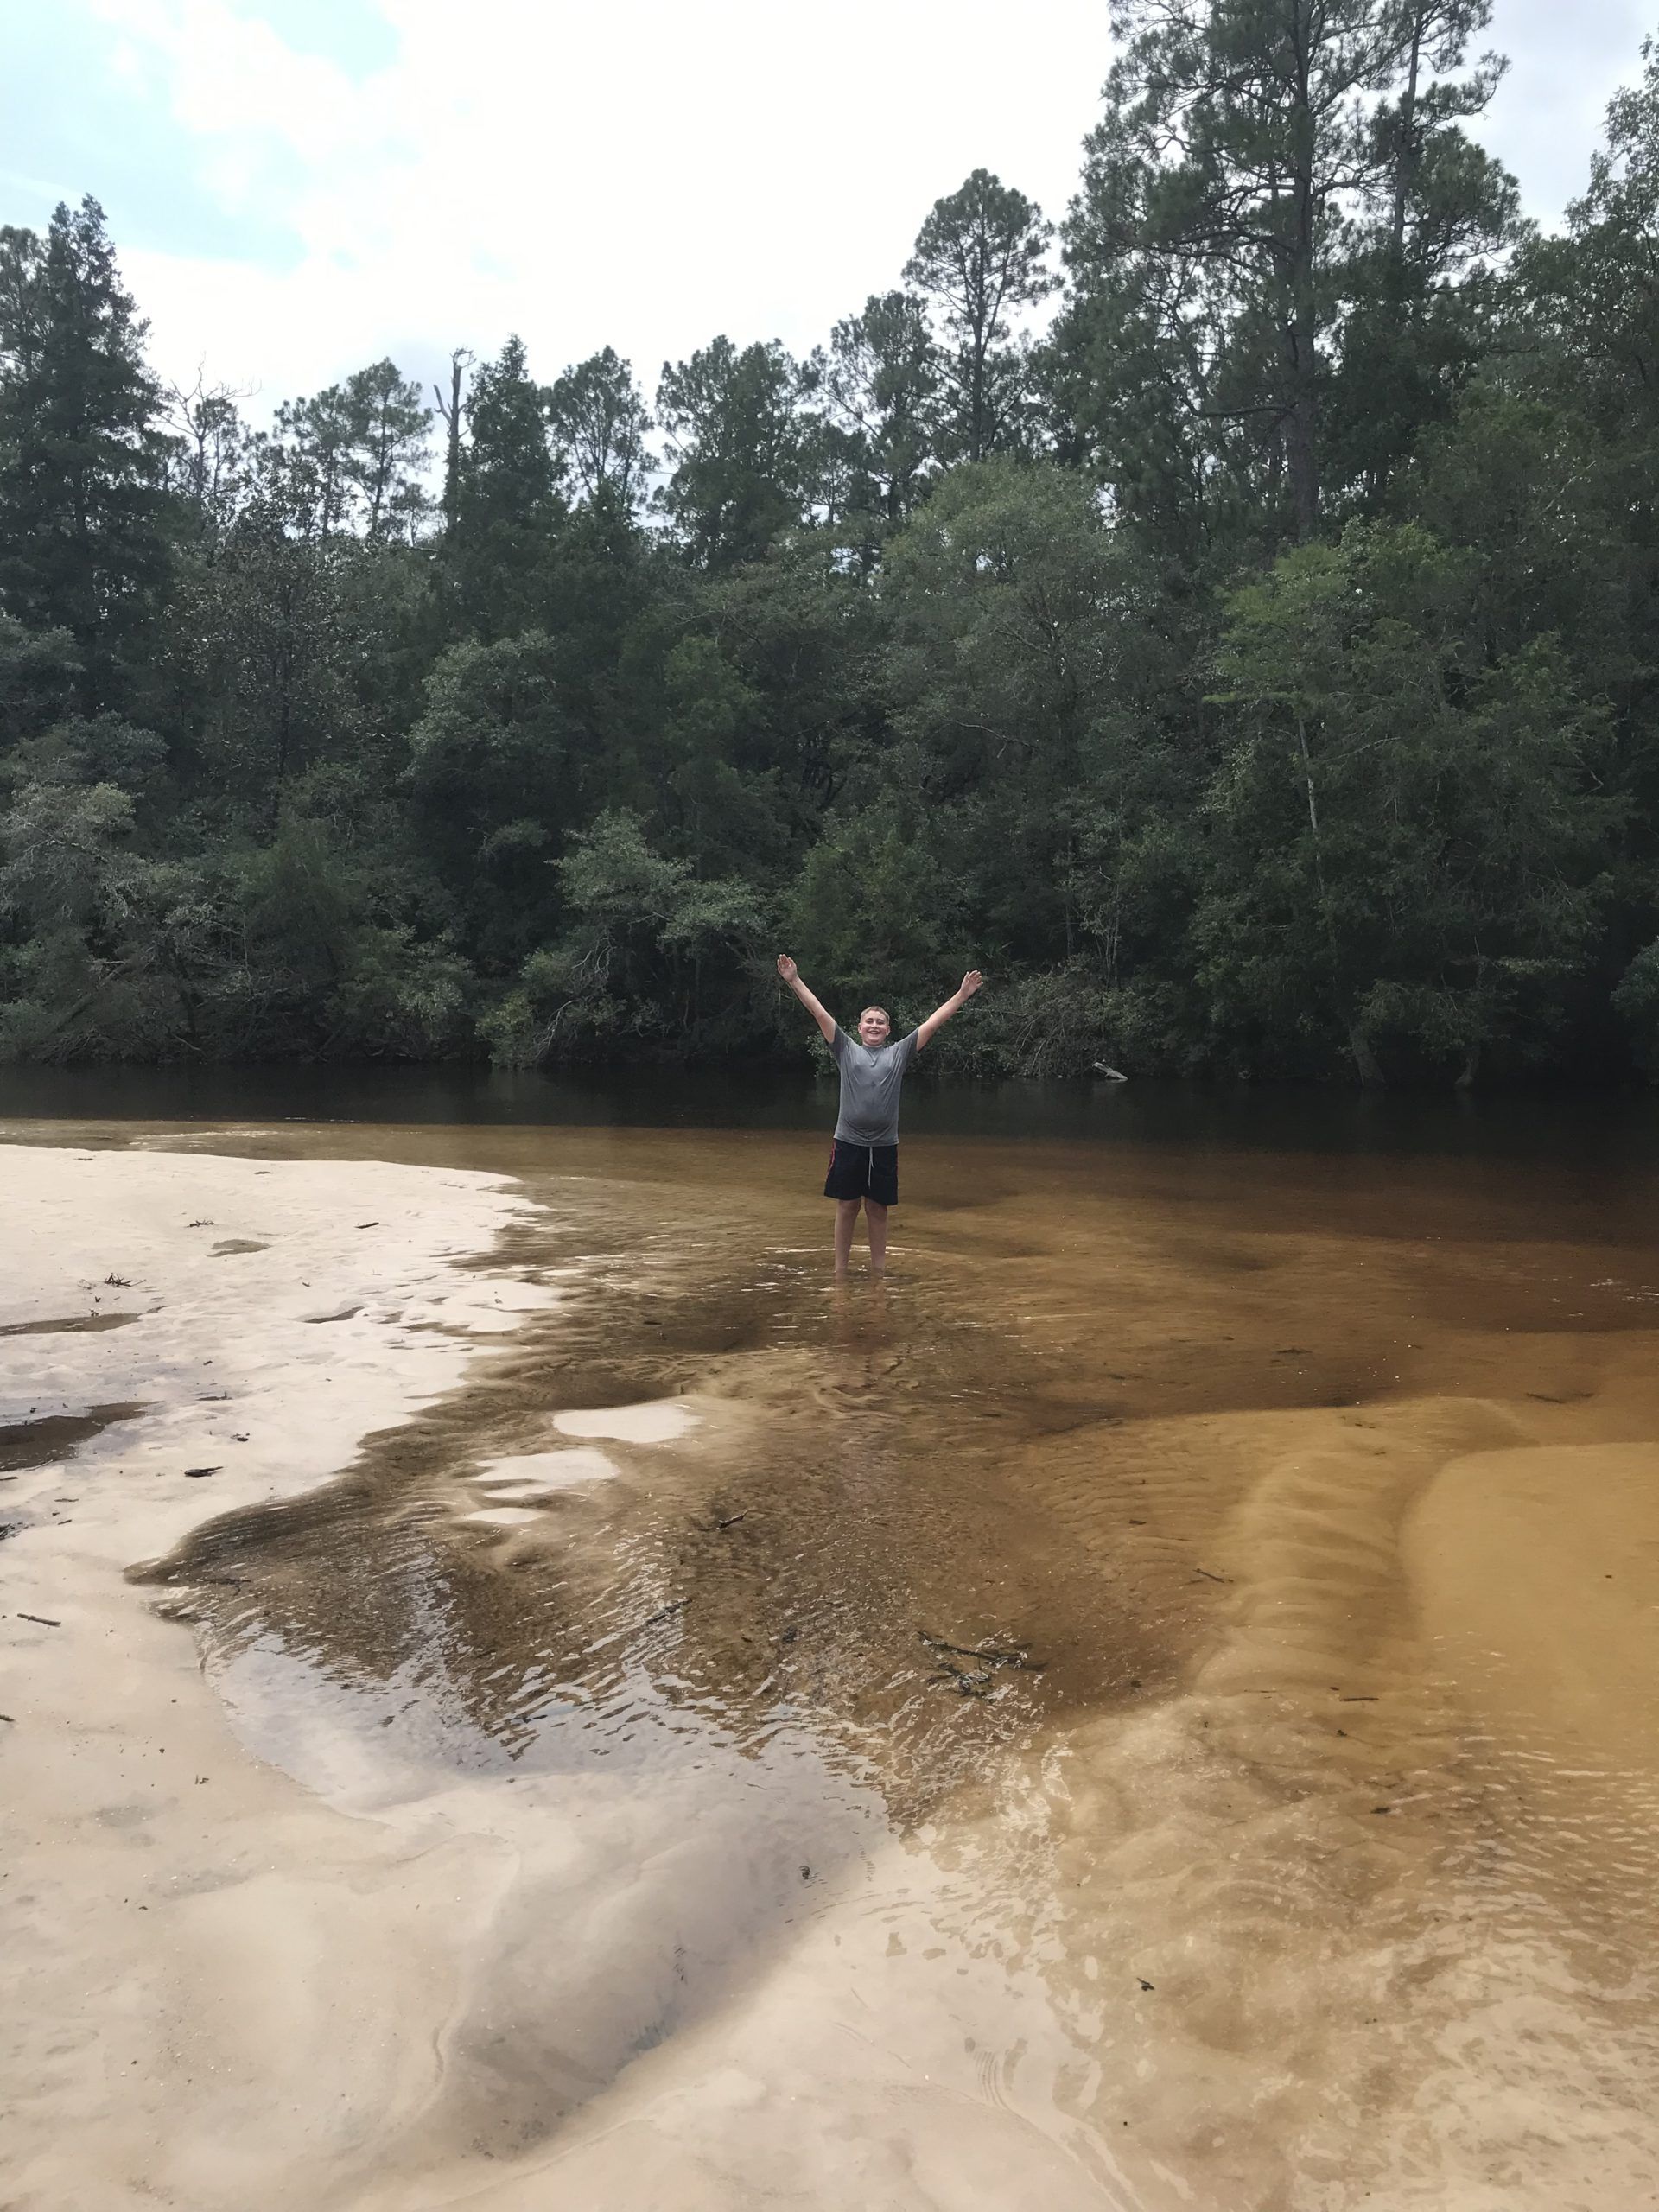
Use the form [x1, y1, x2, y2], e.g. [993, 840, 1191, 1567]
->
[1391, 12, 1426, 258]
[1286, 64, 1322, 539]
[435, 349, 469, 530]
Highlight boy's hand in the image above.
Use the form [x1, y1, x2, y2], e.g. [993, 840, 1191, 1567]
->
[960, 969, 984, 1000]
[776, 954, 798, 983]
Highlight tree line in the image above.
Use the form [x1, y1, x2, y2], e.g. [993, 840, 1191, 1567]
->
[4, 0, 1659, 1087]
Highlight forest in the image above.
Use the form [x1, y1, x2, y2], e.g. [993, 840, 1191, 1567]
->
[4, 0, 1659, 1087]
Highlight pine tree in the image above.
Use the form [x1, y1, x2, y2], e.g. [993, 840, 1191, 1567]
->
[448, 336, 563, 638]
[1059, 0, 1511, 550]
[548, 347, 652, 514]
[0, 197, 173, 709]
[656, 338, 811, 567]
[905, 171, 1056, 464]
[817, 291, 939, 556]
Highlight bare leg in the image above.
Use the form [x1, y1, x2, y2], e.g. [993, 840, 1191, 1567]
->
[834, 1198, 861, 1276]
[865, 1199, 888, 1274]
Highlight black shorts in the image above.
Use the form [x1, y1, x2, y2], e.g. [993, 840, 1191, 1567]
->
[823, 1140, 899, 1206]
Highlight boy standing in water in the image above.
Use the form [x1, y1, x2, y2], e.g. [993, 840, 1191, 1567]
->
[776, 954, 983, 1275]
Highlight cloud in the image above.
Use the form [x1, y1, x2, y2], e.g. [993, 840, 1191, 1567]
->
[1480, 0, 1649, 220]
[68, 0, 1111, 410]
[31, 0, 1659, 420]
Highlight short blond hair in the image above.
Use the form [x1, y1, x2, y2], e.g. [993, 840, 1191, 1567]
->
[859, 1005, 890, 1026]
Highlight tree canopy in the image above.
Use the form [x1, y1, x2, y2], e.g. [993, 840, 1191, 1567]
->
[5, 24, 1659, 1088]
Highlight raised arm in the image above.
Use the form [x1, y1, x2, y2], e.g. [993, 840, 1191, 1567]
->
[915, 969, 984, 1052]
[776, 954, 837, 1046]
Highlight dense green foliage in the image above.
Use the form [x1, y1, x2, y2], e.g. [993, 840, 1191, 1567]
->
[7, 5, 1659, 1084]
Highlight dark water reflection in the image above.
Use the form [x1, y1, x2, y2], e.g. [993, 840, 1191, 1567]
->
[6, 1057, 1659, 1163]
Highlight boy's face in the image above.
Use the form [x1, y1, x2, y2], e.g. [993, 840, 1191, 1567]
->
[857, 1007, 891, 1046]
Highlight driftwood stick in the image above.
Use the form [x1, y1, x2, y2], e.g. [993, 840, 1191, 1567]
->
[919, 1630, 1044, 1672]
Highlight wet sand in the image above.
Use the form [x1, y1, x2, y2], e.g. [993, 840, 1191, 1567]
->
[3, 1119, 1657, 2209]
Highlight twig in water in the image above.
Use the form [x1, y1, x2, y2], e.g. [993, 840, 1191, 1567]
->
[921, 1630, 1046, 1700]
[919, 1630, 1044, 1672]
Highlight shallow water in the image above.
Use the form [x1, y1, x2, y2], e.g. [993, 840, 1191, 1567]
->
[15, 1099, 1659, 2205]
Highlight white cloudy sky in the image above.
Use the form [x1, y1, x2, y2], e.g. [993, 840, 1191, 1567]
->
[2, 0, 1651, 418]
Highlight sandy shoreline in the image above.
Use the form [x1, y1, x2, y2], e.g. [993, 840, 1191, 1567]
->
[0, 1145, 563, 2211]
[0, 1141, 1107, 2212]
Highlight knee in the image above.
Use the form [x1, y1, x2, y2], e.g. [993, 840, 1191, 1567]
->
[865, 1200, 887, 1222]
[836, 1198, 861, 1217]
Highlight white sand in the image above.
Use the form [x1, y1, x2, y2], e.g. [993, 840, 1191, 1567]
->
[0, 1144, 1106, 2212]
[553, 1397, 701, 1444]
[470, 1444, 622, 1491]
[1, 1145, 560, 2210]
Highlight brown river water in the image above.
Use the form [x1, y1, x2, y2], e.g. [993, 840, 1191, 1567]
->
[10, 1077, 1659, 2207]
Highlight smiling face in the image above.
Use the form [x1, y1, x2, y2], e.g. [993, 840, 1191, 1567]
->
[857, 1006, 892, 1047]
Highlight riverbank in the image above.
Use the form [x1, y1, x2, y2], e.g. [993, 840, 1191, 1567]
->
[0, 1145, 563, 2209]
[0, 1139, 1107, 2212]
[4, 1126, 1658, 2210]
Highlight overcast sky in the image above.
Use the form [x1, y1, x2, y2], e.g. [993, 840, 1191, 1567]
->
[2, 0, 1651, 419]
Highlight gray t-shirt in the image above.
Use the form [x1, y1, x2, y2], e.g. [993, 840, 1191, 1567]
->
[829, 1025, 920, 1146]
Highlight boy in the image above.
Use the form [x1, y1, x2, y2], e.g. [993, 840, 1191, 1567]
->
[776, 954, 984, 1275]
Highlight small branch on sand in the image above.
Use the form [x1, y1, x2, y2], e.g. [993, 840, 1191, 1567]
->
[1193, 1567, 1230, 1584]
[17, 1612, 60, 1627]
[182, 1466, 221, 1478]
